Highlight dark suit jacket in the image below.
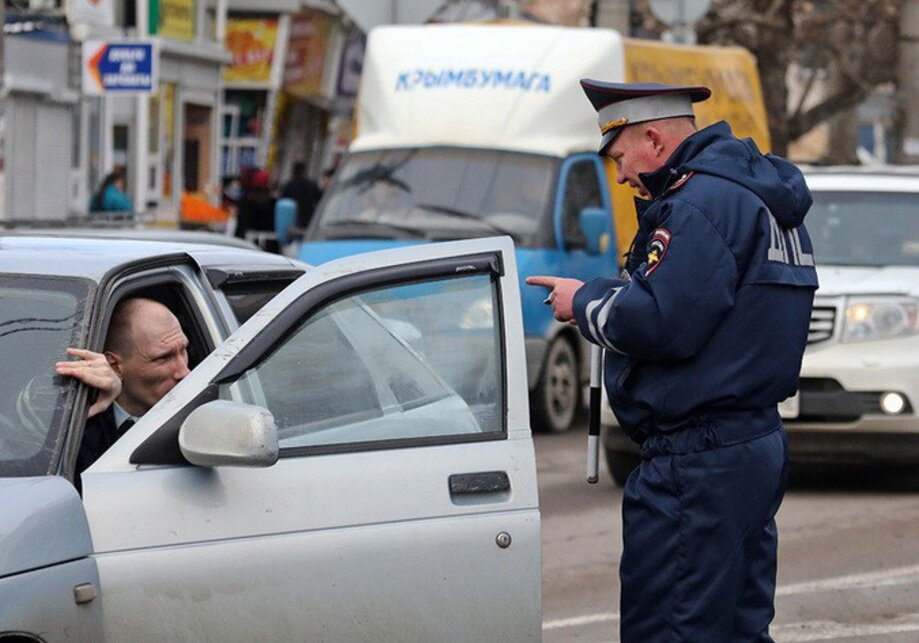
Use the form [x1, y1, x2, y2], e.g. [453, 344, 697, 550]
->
[76, 407, 132, 493]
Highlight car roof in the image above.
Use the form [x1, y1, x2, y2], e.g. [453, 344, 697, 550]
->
[803, 165, 919, 193]
[0, 236, 305, 281]
[0, 227, 262, 250]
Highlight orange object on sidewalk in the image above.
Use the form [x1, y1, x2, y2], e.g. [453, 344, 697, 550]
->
[181, 191, 230, 225]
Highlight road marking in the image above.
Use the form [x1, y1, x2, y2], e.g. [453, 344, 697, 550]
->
[542, 612, 619, 631]
[773, 618, 919, 642]
[542, 564, 919, 632]
[776, 563, 919, 596]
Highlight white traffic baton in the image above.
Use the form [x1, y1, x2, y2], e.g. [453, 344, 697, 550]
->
[587, 343, 603, 484]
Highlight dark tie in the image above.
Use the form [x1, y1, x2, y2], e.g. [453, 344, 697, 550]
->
[117, 418, 136, 437]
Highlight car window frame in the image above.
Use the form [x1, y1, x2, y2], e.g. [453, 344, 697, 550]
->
[63, 259, 227, 477]
[130, 251, 509, 465]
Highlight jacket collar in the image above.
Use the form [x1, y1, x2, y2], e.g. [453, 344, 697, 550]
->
[638, 121, 732, 199]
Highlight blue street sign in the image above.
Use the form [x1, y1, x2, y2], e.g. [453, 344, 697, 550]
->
[83, 41, 157, 94]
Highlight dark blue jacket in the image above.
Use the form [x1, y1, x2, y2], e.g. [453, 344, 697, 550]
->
[573, 122, 817, 442]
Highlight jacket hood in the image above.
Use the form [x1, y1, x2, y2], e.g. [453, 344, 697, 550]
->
[641, 121, 813, 228]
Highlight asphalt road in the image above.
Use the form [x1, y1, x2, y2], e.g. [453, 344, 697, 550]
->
[537, 422, 919, 642]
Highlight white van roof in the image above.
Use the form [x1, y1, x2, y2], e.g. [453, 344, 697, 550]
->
[352, 24, 625, 157]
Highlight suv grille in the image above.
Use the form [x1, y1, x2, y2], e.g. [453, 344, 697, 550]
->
[808, 306, 836, 344]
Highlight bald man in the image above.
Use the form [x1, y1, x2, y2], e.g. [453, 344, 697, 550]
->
[56, 298, 191, 485]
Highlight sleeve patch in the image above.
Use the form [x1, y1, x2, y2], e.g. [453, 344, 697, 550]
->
[645, 228, 671, 275]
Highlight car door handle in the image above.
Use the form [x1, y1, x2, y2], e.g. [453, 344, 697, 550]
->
[449, 471, 511, 495]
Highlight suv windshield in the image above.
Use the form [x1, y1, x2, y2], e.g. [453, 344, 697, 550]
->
[310, 148, 557, 245]
[0, 277, 90, 477]
[808, 191, 919, 267]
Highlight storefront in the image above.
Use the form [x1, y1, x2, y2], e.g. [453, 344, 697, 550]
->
[74, 0, 229, 223]
[221, 15, 287, 179]
[272, 8, 339, 182]
[2, 21, 78, 222]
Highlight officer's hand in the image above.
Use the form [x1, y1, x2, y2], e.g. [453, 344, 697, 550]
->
[55, 348, 122, 418]
[526, 276, 584, 323]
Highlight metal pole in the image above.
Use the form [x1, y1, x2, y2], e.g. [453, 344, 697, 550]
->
[134, 0, 150, 220]
[587, 344, 603, 484]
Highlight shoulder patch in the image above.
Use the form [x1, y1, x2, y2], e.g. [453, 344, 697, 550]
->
[645, 228, 671, 275]
[666, 171, 695, 194]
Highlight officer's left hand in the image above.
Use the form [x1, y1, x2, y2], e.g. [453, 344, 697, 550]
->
[526, 276, 584, 323]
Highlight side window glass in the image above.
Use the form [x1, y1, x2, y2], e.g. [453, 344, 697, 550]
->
[219, 274, 504, 450]
[561, 160, 602, 249]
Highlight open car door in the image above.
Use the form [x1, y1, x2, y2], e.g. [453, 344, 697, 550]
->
[81, 236, 541, 641]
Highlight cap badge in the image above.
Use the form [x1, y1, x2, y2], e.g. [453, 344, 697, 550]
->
[600, 117, 628, 135]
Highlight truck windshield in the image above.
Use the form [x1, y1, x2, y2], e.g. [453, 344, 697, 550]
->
[311, 148, 557, 245]
[808, 191, 919, 267]
[0, 277, 90, 477]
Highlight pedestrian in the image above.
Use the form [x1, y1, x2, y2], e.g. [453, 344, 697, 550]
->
[281, 160, 322, 232]
[527, 82, 818, 642]
[89, 169, 133, 214]
[234, 167, 278, 252]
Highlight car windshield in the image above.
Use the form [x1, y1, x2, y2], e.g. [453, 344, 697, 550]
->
[808, 190, 919, 267]
[311, 148, 557, 245]
[0, 277, 91, 477]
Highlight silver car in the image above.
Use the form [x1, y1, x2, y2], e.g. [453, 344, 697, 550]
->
[0, 235, 541, 640]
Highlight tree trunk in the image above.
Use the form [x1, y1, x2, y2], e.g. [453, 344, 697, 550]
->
[750, 0, 794, 155]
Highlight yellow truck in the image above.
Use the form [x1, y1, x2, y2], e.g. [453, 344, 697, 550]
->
[300, 23, 770, 433]
[608, 37, 770, 254]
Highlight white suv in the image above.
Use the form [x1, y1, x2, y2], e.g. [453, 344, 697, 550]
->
[782, 167, 919, 464]
[601, 166, 919, 484]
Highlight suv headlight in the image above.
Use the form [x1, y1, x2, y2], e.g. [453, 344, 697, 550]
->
[842, 297, 919, 343]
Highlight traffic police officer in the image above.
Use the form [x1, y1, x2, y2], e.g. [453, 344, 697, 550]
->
[528, 81, 817, 641]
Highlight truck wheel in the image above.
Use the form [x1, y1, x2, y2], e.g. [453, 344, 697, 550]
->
[531, 336, 579, 433]
[605, 449, 640, 487]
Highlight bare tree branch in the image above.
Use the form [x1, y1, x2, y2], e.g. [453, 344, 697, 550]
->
[789, 85, 871, 140]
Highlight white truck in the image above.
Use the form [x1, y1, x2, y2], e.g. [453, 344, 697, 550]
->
[300, 22, 770, 435]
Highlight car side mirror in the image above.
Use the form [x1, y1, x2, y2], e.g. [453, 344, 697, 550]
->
[579, 207, 608, 255]
[179, 400, 279, 468]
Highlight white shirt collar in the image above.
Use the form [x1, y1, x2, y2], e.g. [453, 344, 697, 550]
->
[112, 401, 138, 428]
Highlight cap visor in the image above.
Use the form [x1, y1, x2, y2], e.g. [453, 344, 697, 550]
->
[597, 129, 618, 156]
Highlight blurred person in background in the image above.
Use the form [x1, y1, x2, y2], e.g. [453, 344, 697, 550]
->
[281, 161, 322, 233]
[90, 168, 133, 214]
[234, 168, 278, 252]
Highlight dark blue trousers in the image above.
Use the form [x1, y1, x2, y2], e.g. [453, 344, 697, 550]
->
[620, 417, 788, 642]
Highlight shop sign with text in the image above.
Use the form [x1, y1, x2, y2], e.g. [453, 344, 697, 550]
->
[283, 10, 335, 99]
[224, 18, 279, 84]
[82, 41, 158, 95]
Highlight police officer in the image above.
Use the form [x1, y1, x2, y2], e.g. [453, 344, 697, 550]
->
[528, 82, 817, 641]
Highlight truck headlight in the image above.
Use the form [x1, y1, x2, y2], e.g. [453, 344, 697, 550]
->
[842, 297, 919, 343]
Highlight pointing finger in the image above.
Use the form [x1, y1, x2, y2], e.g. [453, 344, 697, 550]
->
[525, 276, 559, 289]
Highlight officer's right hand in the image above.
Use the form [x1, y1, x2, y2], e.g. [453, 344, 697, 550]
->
[526, 276, 584, 323]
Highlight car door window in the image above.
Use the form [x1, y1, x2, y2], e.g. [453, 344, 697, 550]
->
[561, 160, 602, 249]
[218, 273, 503, 451]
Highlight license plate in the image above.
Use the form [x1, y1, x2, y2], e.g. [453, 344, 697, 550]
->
[778, 392, 800, 419]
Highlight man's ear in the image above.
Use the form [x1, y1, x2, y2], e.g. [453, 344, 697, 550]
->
[645, 126, 666, 157]
[104, 351, 123, 378]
